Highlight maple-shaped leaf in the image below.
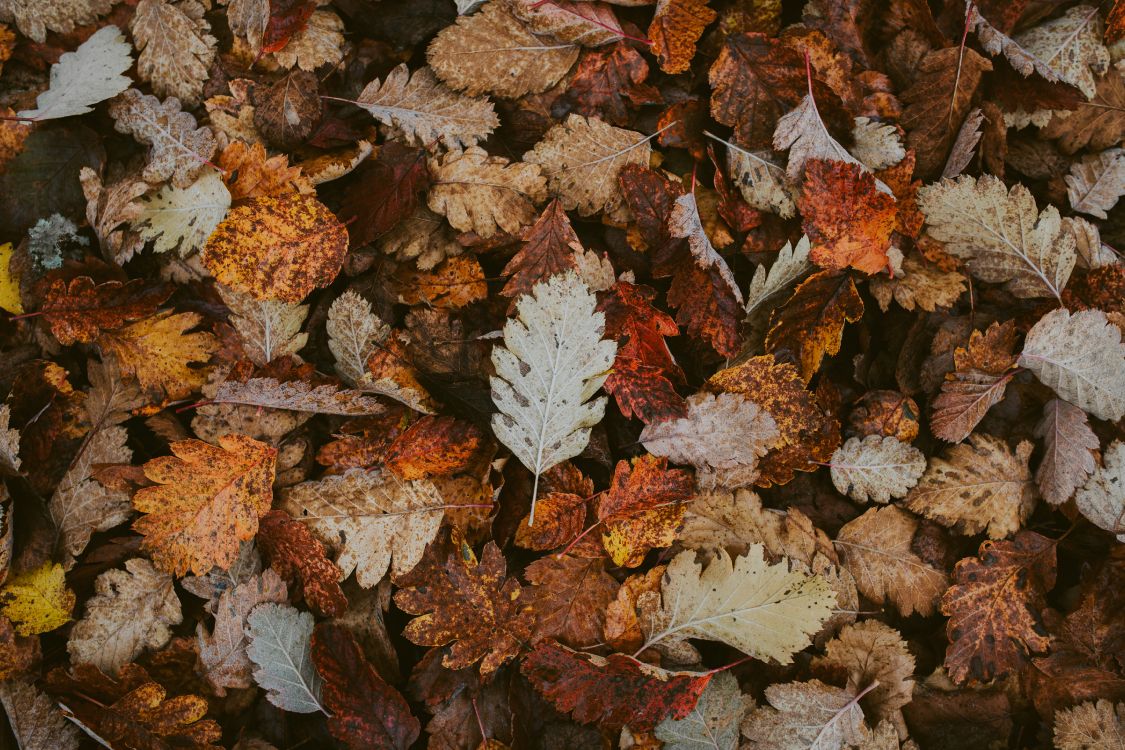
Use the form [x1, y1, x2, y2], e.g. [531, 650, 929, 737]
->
[598, 455, 693, 567]
[197, 568, 287, 694]
[830, 435, 926, 505]
[108, 88, 217, 188]
[279, 468, 444, 588]
[356, 64, 498, 150]
[1018, 308, 1125, 422]
[813, 620, 915, 725]
[212, 377, 384, 416]
[508, 0, 624, 46]
[253, 70, 321, 150]
[427, 146, 547, 238]
[40, 276, 172, 345]
[133, 169, 231, 257]
[524, 555, 619, 648]
[799, 158, 896, 275]
[246, 602, 325, 713]
[1075, 441, 1125, 542]
[131, 0, 216, 106]
[650, 0, 716, 74]
[490, 271, 616, 521]
[765, 270, 864, 382]
[741, 679, 869, 750]
[203, 193, 348, 303]
[941, 531, 1056, 684]
[45, 664, 221, 749]
[1035, 398, 1099, 507]
[132, 434, 277, 576]
[1054, 700, 1125, 750]
[918, 174, 1076, 301]
[900, 46, 992, 177]
[394, 531, 531, 676]
[869, 253, 967, 313]
[501, 199, 581, 300]
[17, 25, 132, 121]
[311, 622, 420, 750]
[638, 546, 834, 662]
[218, 284, 309, 367]
[931, 321, 1020, 443]
[98, 310, 218, 402]
[0, 562, 75, 636]
[668, 191, 743, 304]
[384, 416, 487, 481]
[0, 0, 112, 42]
[1043, 66, 1125, 153]
[524, 114, 653, 223]
[640, 392, 780, 489]
[0, 679, 81, 750]
[217, 140, 314, 200]
[521, 641, 711, 730]
[338, 142, 430, 249]
[257, 510, 346, 617]
[654, 670, 743, 750]
[427, 0, 579, 99]
[835, 505, 948, 617]
[558, 43, 661, 127]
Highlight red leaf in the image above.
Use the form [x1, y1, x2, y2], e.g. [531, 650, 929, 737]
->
[339, 142, 432, 248]
[501, 199, 581, 301]
[559, 44, 661, 127]
[257, 510, 348, 618]
[665, 253, 743, 358]
[261, 0, 317, 54]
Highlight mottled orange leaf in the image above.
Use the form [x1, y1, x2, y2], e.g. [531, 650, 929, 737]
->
[765, 270, 864, 381]
[604, 566, 665, 653]
[650, 0, 717, 75]
[40, 277, 172, 345]
[392, 255, 487, 309]
[931, 321, 1019, 443]
[98, 310, 218, 402]
[384, 415, 487, 481]
[514, 492, 588, 552]
[598, 455, 693, 567]
[218, 140, 314, 200]
[258, 509, 347, 618]
[799, 158, 896, 275]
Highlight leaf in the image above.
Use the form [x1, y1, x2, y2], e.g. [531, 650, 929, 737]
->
[665, 251, 744, 358]
[649, 0, 716, 75]
[521, 641, 711, 730]
[40, 277, 172, 345]
[560, 43, 661, 127]
[356, 64, 498, 150]
[1043, 66, 1125, 153]
[311, 622, 421, 750]
[798, 159, 896, 274]
[851, 117, 905, 171]
[132, 434, 277, 576]
[1018, 308, 1125, 421]
[1067, 148, 1125, 219]
[765, 270, 864, 382]
[640, 392, 781, 489]
[501, 199, 581, 300]
[744, 235, 810, 319]
[203, 193, 348, 303]
[523, 114, 653, 223]
[271, 9, 344, 71]
[49, 426, 132, 565]
[218, 139, 314, 200]
[338, 142, 430, 249]
[0, 242, 20, 315]
[931, 321, 1020, 443]
[326, 290, 390, 387]
[773, 93, 870, 181]
[197, 568, 287, 694]
[1053, 700, 1125, 750]
[394, 533, 530, 676]
[941, 531, 1056, 684]
[108, 88, 218, 188]
[654, 670, 743, 750]
[813, 620, 915, 724]
[212, 377, 385, 416]
[508, 0, 624, 46]
[246, 602, 324, 713]
[835, 505, 948, 617]
[427, 0, 579, 99]
[741, 679, 868, 750]
[218, 284, 309, 367]
[384, 415, 486, 480]
[133, 169, 231, 257]
[67, 559, 181, 674]
[427, 146, 547, 238]
[721, 138, 796, 218]
[490, 271, 616, 521]
[917, 174, 1076, 301]
[98, 310, 218, 402]
[0, 0, 112, 42]
[1075, 441, 1125, 542]
[377, 206, 463, 270]
[0, 679, 81, 750]
[79, 167, 147, 264]
[279, 468, 444, 588]
[524, 555, 619, 647]
[131, 0, 216, 106]
[253, 70, 321, 150]
[942, 107, 986, 179]
[17, 25, 132, 121]
[1036, 398, 1100, 507]
[830, 435, 925, 504]
[0, 404, 19, 474]
[598, 455, 694, 567]
[1014, 5, 1109, 99]
[668, 191, 743, 303]
[257, 510, 347, 617]
[868, 253, 966, 313]
[0, 562, 75, 636]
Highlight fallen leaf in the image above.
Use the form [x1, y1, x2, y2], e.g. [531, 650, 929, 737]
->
[799, 158, 896, 274]
[257, 509, 346, 617]
[1075, 441, 1125, 542]
[0, 562, 75, 636]
[40, 277, 171, 345]
[930, 321, 1019, 443]
[108, 88, 217, 188]
[524, 555, 619, 648]
[1035, 398, 1099, 507]
[17, 25, 132, 121]
[131, 0, 216, 106]
[830, 435, 926, 504]
[654, 670, 744, 749]
[741, 679, 868, 750]
[428, 146, 547, 238]
[649, 0, 716, 75]
[0, 679, 81, 750]
[765, 269, 864, 381]
[1066, 147, 1125, 219]
[246, 602, 324, 713]
[98, 310, 218, 402]
[598, 455, 693, 567]
[197, 568, 287, 694]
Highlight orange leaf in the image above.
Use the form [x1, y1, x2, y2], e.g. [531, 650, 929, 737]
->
[98, 310, 218, 403]
[40, 277, 172, 345]
[258, 509, 347, 618]
[501, 199, 581, 301]
[384, 415, 487, 480]
[799, 158, 896, 275]
[650, 0, 717, 75]
[218, 140, 314, 201]
[514, 491, 587, 551]
[598, 455, 693, 567]
[765, 270, 863, 381]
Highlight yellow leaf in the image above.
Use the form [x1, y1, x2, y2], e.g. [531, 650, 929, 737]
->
[0, 242, 21, 314]
[0, 562, 75, 636]
[98, 310, 218, 402]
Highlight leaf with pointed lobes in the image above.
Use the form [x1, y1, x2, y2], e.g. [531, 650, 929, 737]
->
[562, 44, 662, 128]
[650, 0, 717, 74]
[339, 142, 431, 249]
[261, 0, 317, 54]
[501, 199, 581, 301]
[931, 321, 1019, 443]
[311, 622, 420, 750]
[384, 415, 488, 481]
[514, 491, 587, 551]
[521, 641, 711, 731]
[799, 159, 896, 275]
[765, 270, 864, 382]
[257, 510, 347, 618]
[40, 276, 172, 345]
[598, 455, 693, 567]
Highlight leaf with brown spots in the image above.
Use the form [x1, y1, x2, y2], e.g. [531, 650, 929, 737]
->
[597, 455, 693, 567]
[257, 510, 346, 618]
[941, 531, 1056, 685]
[384, 416, 487, 481]
[664, 251, 744, 358]
[524, 555, 619, 648]
[930, 321, 1019, 443]
[97, 310, 218, 402]
[765, 270, 864, 382]
[252, 70, 321, 150]
[799, 159, 897, 275]
[560, 44, 661, 127]
[132, 434, 277, 577]
[501, 199, 581, 301]
[218, 140, 315, 200]
[40, 276, 172, 345]
[650, 0, 716, 75]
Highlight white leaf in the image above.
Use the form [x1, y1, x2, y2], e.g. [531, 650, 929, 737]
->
[1066, 148, 1125, 219]
[134, 169, 230, 256]
[851, 117, 905, 171]
[245, 602, 324, 714]
[1013, 4, 1109, 99]
[830, 435, 926, 504]
[490, 271, 616, 522]
[1075, 441, 1125, 542]
[744, 236, 811, 320]
[742, 679, 868, 750]
[218, 285, 309, 368]
[326, 290, 389, 387]
[18, 26, 132, 121]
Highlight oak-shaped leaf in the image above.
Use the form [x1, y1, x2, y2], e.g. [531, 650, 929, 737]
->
[1075, 441, 1125, 541]
[1035, 398, 1100, 507]
[799, 158, 896, 275]
[741, 679, 868, 750]
[132, 434, 277, 576]
[931, 321, 1019, 443]
[17, 25, 132, 121]
[218, 140, 314, 200]
[257, 510, 346, 617]
[197, 568, 287, 694]
[40, 277, 172, 346]
[941, 531, 1056, 684]
[650, 0, 716, 74]
[108, 88, 217, 188]
[521, 640, 711, 731]
[246, 602, 324, 713]
[97, 310, 218, 402]
[598, 455, 693, 567]
[830, 435, 926, 504]
[765, 270, 863, 382]
[427, 146, 547, 238]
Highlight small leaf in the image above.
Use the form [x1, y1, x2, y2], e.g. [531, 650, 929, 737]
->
[830, 435, 926, 504]
[246, 602, 324, 713]
[0, 563, 75, 636]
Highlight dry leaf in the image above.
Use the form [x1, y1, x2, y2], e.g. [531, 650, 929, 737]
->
[218, 284, 309, 367]
[428, 146, 547, 238]
[98, 310, 218, 402]
[17, 25, 132, 121]
[133, 169, 231, 257]
[1075, 441, 1125, 541]
[131, 0, 216, 106]
[197, 568, 287, 694]
[1066, 148, 1125, 219]
[741, 679, 868, 750]
[108, 88, 218, 188]
[814, 620, 915, 724]
[0, 0, 112, 42]
[830, 435, 925, 504]
[1035, 398, 1099, 507]
[246, 602, 324, 713]
[1053, 700, 1125, 750]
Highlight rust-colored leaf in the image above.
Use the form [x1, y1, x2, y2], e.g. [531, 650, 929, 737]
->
[501, 199, 581, 301]
[650, 0, 717, 75]
[598, 455, 693, 567]
[799, 158, 897, 275]
[384, 416, 487, 481]
[257, 509, 347, 618]
[765, 270, 864, 381]
[40, 277, 172, 345]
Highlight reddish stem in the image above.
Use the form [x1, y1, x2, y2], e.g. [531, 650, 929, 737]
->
[7, 311, 43, 321]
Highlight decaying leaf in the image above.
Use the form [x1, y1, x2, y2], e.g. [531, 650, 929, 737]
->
[428, 146, 547, 238]
[1035, 398, 1099, 507]
[654, 670, 743, 749]
[1075, 441, 1125, 541]
[830, 435, 925, 504]
[108, 88, 218, 188]
[742, 679, 868, 750]
[765, 270, 864, 381]
[131, 0, 216, 106]
[197, 568, 287, 693]
[798, 158, 897, 275]
[246, 602, 324, 713]
[1067, 148, 1125, 219]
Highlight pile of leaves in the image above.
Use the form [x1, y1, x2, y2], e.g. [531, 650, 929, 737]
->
[1, 0, 1125, 747]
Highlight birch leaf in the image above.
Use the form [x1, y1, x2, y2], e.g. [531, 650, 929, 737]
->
[744, 235, 811, 320]
[131, 0, 216, 106]
[133, 169, 230, 257]
[17, 25, 132, 121]
[218, 285, 308, 367]
[326, 290, 389, 387]
[489, 272, 617, 522]
[108, 89, 218, 188]
[830, 435, 926, 504]
[1066, 148, 1125, 219]
[669, 192, 743, 304]
[1035, 398, 1099, 506]
[245, 602, 324, 714]
[1075, 441, 1125, 541]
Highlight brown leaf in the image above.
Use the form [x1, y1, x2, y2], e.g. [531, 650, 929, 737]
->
[501, 199, 581, 301]
[930, 321, 1019, 443]
[108, 88, 217, 188]
[650, 0, 717, 75]
[799, 159, 897, 275]
[252, 70, 322, 150]
[197, 569, 287, 694]
[765, 270, 864, 382]
[1035, 397, 1100, 507]
[559, 43, 661, 127]
[384, 416, 487, 480]
[339, 142, 431, 249]
[514, 492, 587, 552]
[257, 510, 346, 617]
[524, 555, 619, 648]
[40, 277, 172, 345]
[1043, 66, 1125, 153]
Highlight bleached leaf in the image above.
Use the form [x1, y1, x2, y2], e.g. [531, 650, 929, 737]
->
[1064, 216, 1120, 270]
[198, 568, 287, 694]
[378, 206, 463, 271]
[508, 0, 624, 46]
[918, 174, 1076, 301]
[830, 435, 926, 504]
[851, 117, 905, 171]
[108, 88, 218, 188]
[271, 9, 344, 71]
[1066, 148, 1125, 219]
[640, 392, 780, 489]
[490, 272, 616, 521]
[131, 0, 216, 106]
[279, 469, 445, 588]
[212, 378, 385, 416]
[639, 546, 835, 663]
[1014, 4, 1109, 99]
[813, 620, 915, 724]
[356, 64, 499, 150]
[741, 679, 868, 750]
[719, 136, 796, 218]
[971, 8, 1062, 85]
[744, 236, 811, 319]
[67, 558, 181, 674]
[869, 254, 967, 312]
[669, 192, 743, 304]
[1035, 398, 1099, 506]
[17, 25, 132, 121]
[218, 284, 308, 367]
[1054, 700, 1125, 750]
[0, 404, 20, 474]
[1075, 441, 1125, 542]
[942, 108, 985, 179]
[133, 169, 230, 257]
[0, 0, 113, 43]
[245, 602, 324, 714]
[0, 680, 80, 750]
[428, 146, 547, 238]
[654, 671, 744, 750]
[326, 290, 389, 387]
[774, 95, 890, 193]
[1018, 308, 1125, 421]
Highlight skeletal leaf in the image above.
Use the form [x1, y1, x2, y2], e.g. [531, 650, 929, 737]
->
[427, 146, 547, 238]
[108, 88, 217, 188]
[744, 235, 810, 319]
[212, 378, 384, 416]
[1066, 148, 1125, 219]
[218, 285, 308, 367]
[198, 568, 287, 694]
[133, 169, 230, 257]
[654, 671, 743, 750]
[131, 0, 216, 106]
[326, 290, 390, 386]
[1075, 441, 1125, 541]
[246, 602, 324, 714]
[741, 679, 868, 750]
[1035, 398, 1099, 506]
[0, 679, 81, 750]
[17, 25, 132, 121]
[1053, 700, 1125, 750]
[830, 435, 925, 504]
[1014, 4, 1109, 99]
[489, 272, 616, 521]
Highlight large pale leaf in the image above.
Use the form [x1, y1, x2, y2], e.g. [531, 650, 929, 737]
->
[1014, 4, 1109, 99]
[245, 602, 324, 714]
[1035, 398, 1099, 506]
[17, 25, 132, 121]
[1075, 441, 1125, 542]
[133, 169, 230, 256]
[427, 146, 547, 238]
[773, 93, 865, 179]
[131, 0, 216, 106]
[741, 679, 868, 750]
[490, 271, 617, 522]
[830, 435, 926, 504]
